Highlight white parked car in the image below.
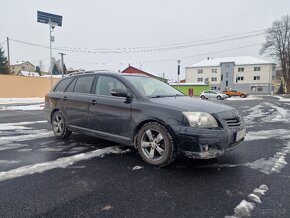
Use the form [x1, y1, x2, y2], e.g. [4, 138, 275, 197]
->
[200, 90, 228, 100]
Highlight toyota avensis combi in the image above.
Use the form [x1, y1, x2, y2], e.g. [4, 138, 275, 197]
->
[44, 71, 246, 167]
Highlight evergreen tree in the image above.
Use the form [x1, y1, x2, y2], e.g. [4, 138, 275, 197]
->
[0, 46, 9, 74]
[35, 66, 41, 76]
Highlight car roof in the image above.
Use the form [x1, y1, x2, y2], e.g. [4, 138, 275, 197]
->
[67, 71, 149, 78]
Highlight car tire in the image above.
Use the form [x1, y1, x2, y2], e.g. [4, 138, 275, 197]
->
[136, 122, 176, 167]
[52, 111, 72, 139]
[240, 94, 245, 98]
[201, 95, 206, 100]
[217, 95, 222, 100]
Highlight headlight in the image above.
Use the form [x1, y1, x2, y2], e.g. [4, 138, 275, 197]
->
[182, 112, 218, 128]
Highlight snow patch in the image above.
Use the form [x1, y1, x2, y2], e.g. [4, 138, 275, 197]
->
[0, 104, 44, 111]
[247, 194, 261, 204]
[225, 184, 268, 218]
[233, 200, 256, 217]
[226, 96, 262, 101]
[0, 160, 21, 165]
[0, 98, 44, 105]
[0, 146, 130, 182]
[132, 166, 144, 170]
[274, 96, 290, 102]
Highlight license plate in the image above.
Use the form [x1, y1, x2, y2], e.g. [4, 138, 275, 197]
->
[236, 129, 246, 141]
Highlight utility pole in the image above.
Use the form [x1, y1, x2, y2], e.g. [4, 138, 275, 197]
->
[177, 60, 181, 86]
[7, 37, 10, 73]
[59, 52, 66, 77]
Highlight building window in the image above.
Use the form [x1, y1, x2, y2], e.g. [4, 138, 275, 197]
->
[254, 76, 260, 80]
[238, 68, 244, 72]
[226, 81, 228, 86]
[197, 78, 203, 82]
[197, 69, 203, 74]
[221, 75, 223, 81]
[254, 67, 261, 71]
[211, 77, 217, 82]
[211, 69, 217, 73]
[226, 72, 229, 78]
[236, 76, 244, 82]
[22, 66, 25, 70]
[211, 86, 217, 90]
[251, 86, 263, 92]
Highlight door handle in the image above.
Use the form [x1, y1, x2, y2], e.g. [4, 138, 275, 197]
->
[91, 99, 97, 105]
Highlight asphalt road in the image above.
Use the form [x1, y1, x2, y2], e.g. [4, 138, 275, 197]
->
[0, 96, 290, 218]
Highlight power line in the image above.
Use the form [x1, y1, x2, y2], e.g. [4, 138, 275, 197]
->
[9, 30, 266, 54]
[65, 42, 263, 66]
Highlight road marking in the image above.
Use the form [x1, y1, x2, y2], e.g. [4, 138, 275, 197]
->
[0, 146, 130, 182]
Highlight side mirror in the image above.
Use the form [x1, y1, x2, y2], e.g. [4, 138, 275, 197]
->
[111, 89, 133, 102]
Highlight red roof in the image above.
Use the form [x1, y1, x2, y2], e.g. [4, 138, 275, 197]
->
[121, 66, 156, 77]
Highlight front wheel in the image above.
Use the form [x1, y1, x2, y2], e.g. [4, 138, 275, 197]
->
[240, 94, 245, 98]
[200, 95, 206, 100]
[136, 122, 176, 167]
[217, 95, 222, 100]
[52, 111, 72, 139]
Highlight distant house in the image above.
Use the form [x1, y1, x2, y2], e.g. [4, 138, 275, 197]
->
[121, 66, 168, 83]
[17, 71, 40, 77]
[10, 61, 35, 75]
[186, 56, 276, 94]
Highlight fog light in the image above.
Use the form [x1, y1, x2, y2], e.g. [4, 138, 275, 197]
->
[201, 145, 209, 152]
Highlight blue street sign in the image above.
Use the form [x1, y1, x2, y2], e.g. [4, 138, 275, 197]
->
[37, 11, 63, 27]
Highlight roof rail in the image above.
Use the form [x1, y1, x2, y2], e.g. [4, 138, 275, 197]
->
[67, 70, 112, 77]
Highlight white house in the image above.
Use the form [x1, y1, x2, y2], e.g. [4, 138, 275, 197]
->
[185, 56, 276, 94]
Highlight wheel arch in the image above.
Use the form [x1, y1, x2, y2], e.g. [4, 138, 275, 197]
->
[133, 119, 177, 149]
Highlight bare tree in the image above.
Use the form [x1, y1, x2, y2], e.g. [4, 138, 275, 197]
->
[260, 15, 290, 94]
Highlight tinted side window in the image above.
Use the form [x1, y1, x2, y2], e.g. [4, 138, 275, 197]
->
[65, 78, 77, 92]
[74, 76, 95, 94]
[95, 76, 127, 96]
[54, 78, 73, 92]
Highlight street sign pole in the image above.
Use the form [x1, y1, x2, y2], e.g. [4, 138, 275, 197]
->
[37, 11, 63, 88]
[49, 22, 53, 87]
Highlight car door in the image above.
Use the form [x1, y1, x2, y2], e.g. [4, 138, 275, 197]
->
[62, 75, 95, 128]
[88, 75, 132, 139]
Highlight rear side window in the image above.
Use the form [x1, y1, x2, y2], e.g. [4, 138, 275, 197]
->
[74, 76, 95, 94]
[65, 78, 77, 92]
[54, 78, 74, 92]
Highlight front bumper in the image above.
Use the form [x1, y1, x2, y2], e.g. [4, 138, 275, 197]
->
[172, 116, 245, 159]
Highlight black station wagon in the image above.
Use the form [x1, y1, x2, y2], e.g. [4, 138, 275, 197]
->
[44, 71, 246, 167]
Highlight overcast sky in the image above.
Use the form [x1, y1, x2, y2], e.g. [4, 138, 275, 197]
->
[1, 0, 290, 80]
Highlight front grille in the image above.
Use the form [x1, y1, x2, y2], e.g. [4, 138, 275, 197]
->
[216, 110, 242, 128]
[224, 117, 241, 127]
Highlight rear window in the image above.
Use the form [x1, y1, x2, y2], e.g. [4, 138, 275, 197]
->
[74, 76, 95, 93]
[54, 78, 74, 92]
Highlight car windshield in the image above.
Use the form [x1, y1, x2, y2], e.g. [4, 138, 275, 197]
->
[123, 75, 183, 97]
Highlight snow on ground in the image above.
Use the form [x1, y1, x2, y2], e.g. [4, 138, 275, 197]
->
[0, 104, 44, 110]
[226, 95, 262, 101]
[0, 98, 44, 111]
[225, 184, 269, 218]
[0, 146, 130, 182]
[0, 98, 44, 105]
[274, 95, 290, 102]
[0, 120, 132, 182]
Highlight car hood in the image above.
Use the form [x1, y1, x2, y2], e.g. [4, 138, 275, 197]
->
[149, 96, 234, 114]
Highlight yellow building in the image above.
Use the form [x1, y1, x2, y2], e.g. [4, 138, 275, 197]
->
[10, 61, 35, 75]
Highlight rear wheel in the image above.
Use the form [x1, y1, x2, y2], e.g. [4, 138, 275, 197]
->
[240, 94, 245, 98]
[52, 111, 72, 139]
[136, 122, 176, 167]
[217, 95, 222, 100]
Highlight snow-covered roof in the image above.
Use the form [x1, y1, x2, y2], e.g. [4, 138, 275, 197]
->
[170, 82, 207, 86]
[11, 61, 35, 66]
[18, 71, 40, 77]
[41, 75, 63, 78]
[188, 56, 274, 68]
